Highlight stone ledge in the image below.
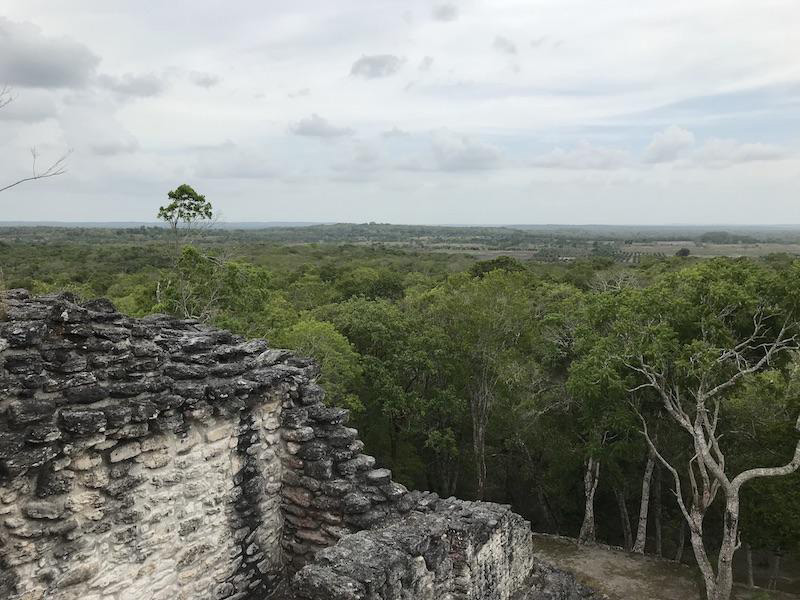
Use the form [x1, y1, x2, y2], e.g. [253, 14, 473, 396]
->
[290, 497, 536, 600]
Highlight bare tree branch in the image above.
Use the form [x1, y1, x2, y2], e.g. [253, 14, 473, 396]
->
[0, 88, 71, 194]
[731, 413, 800, 490]
[705, 321, 796, 400]
[0, 85, 14, 110]
[0, 148, 71, 194]
[636, 408, 692, 526]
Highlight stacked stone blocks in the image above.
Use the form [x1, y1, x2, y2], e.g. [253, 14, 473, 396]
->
[1, 290, 561, 600]
[0, 290, 295, 600]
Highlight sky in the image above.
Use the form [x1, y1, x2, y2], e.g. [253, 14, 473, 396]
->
[1, 0, 799, 225]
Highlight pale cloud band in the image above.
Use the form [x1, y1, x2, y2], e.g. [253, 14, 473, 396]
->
[0, 1, 798, 224]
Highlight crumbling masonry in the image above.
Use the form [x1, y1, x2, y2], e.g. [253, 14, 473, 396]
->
[0, 290, 598, 600]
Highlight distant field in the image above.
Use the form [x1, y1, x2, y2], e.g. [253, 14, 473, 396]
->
[2, 223, 799, 263]
[410, 241, 800, 262]
[627, 241, 800, 258]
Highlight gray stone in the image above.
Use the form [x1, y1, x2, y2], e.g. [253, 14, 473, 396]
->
[365, 468, 392, 486]
[61, 409, 107, 435]
[0, 291, 563, 600]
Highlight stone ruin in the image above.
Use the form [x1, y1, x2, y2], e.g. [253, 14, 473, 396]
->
[0, 290, 598, 600]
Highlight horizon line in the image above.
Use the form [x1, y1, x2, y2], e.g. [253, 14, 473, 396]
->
[2, 221, 800, 228]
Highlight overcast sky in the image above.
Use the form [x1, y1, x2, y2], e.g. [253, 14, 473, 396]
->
[1, 0, 799, 224]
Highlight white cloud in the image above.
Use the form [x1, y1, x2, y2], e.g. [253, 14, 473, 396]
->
[693, 139, 786, 168]
[644, 125, 695, 163]
[196, 146, 276, 179]
[431, 130, 502, 171]
[532, 141, 631, 170]
[350, 54, 404, 79]
[2, 1, 800, 223]
[382, 126, 410, 138]
[0, 18, 99, 88]
[493, 36, 517, 55]
[332, 142, 382, 180]
[290, 114, 353, 138]
[97, 73, 166, 97]
[0, 90, 57, 123]
[419, 56, 434, 72]
[189, 71, 221, 88]
[432, 4, 459, 22]
[58, 100, 139, 156]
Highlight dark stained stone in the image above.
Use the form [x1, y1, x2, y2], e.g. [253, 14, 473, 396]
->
[128, 400, 159, 422]
[36, 469, 73, 497]
[8, 400, 56, 426]
[164, 363, 207, 379]
[281, 408, 308, 429]
[102, 405, 133, 428]
[341, 492, 371, 515]
[298, 440, 329, 461]
[60, 409, 107, 435]
[1, 445, 59, 472]
[304, 459, 333, 481]
[0, 321, 48, 347]
[0, 432, 26, 459]
[306, 404, 349, 425]
[64, 383, 109, 404]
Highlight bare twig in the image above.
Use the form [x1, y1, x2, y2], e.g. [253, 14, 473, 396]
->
[0, 148, 72, 194]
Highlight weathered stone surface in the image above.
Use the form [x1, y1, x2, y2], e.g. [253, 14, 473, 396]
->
[0, 292, 290, 600]
[0, 291, 577, 600]
[23, 500, 65, 520]
[60, 409, 107, 435]
[292, 500, 537, 600]
[306, 404, 349, 425]
[365, 468, 391, 486]
[64, 382, 109, 403]
[8, 400, 56, 426]
[341, 492, 371, 514]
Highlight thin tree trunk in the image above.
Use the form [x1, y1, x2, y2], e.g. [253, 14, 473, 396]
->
[615, 487, 633, 551]
[578, 457, 600, 545]
[632, 449, 656, 553]
[713, 496, 741, 600]
[469, 381, 490, 501]
[744, 543, 754, 588]
[768, 553, 782, 590]
[504, 453, 514, 505]
[653, 464, 663, 557]
[537, 483, 559, 535]
[472, 415, 487, 500]
[675, 521, 686, 563]
[687, 509, 719, 600]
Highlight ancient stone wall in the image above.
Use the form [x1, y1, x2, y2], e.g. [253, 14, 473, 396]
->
[0, 290, 303, 600]
[1, 290, 588, 600]
[290, 498, 535, 600]
[277, 384, 414, 573]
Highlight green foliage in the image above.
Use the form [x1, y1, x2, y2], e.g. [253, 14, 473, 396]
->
[469, 255, 525, 278]
[277, 319, 363, 412]
[334, 266, 405, 300]
[4, 226, 800, 568]
[158, 184, 213, 229]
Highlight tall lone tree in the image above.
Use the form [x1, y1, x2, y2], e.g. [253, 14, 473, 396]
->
[157, 184, 214, 317]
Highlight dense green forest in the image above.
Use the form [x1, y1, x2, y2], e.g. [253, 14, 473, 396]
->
[2, 220, 799, 598]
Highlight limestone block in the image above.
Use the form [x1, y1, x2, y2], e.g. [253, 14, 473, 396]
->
[109, 441, 142, 463]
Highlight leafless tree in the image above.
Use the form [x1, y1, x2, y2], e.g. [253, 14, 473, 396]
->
[577, 454, 601, 544]
[0, 87, 70, 194]
[627, 310, 800, 600]
[0, 85, 13, 110]
[590, 270, 640, 293]
[632, 445, 657, 553]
